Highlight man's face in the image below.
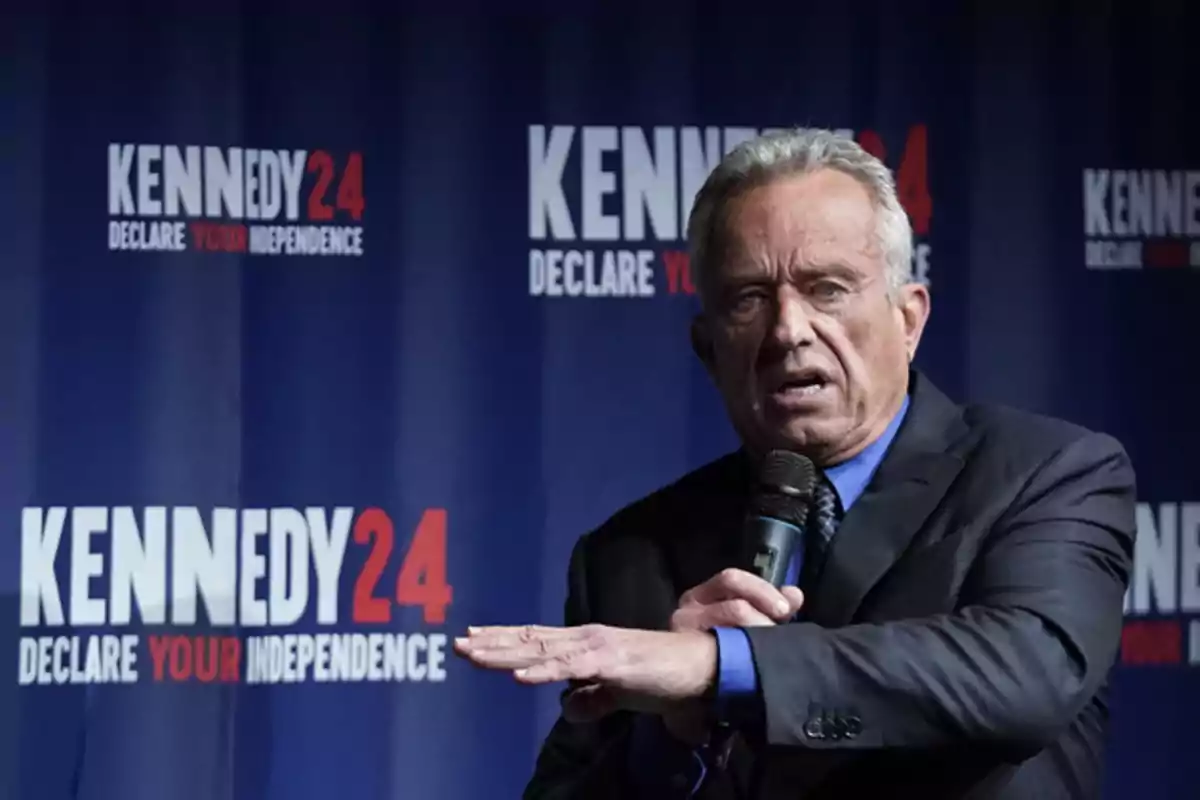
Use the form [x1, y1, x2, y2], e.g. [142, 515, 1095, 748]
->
[692, 168, 930, 465]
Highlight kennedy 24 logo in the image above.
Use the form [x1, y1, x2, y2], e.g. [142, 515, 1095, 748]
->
[354, 507, 452, 624]
[856, 124, 931, 237]
[307, 150, 365, 222]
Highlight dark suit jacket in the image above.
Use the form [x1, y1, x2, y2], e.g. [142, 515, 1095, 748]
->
[524, 372, 1137, 799]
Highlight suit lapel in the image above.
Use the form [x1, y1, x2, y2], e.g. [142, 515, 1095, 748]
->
[661, 452, 752, 601]
[806, 373, 969, 628]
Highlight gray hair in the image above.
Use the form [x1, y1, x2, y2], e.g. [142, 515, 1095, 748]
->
[685, 128, 913, 302]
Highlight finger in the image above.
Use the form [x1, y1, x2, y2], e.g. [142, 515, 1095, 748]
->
[679, 568, 791, 618]
[455, 636, 588, 669]
[780, 586, 805, 617]
[513, 650, 602, 684]
[704, 598, 776, 627]
[673, 598, 775, 630]
[562, 684, 619, 723]
[462, 625, 580, 648]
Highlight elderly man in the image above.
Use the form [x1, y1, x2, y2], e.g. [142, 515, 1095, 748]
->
[456, 128, 1136, 799]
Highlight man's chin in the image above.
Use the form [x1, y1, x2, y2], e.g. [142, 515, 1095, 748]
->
[750, 418, 839, 458]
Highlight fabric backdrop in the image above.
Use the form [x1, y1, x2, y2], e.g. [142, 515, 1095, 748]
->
[2, 2, 1197, 798]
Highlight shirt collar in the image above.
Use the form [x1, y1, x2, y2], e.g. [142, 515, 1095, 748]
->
[824, 394, 910, 512]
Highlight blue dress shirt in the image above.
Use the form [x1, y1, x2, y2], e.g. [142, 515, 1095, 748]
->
[629, 396, 911, 796]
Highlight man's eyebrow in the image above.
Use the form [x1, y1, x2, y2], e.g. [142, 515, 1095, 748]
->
[789, 262, 864, 282]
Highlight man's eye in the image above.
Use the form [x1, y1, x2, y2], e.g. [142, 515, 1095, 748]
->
[730, 290, 767, 312]
[812, 282, 848, 299]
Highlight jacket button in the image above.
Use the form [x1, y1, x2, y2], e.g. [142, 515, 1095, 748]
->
[803, 718, 825, 740]
[827, 716, 844, 741]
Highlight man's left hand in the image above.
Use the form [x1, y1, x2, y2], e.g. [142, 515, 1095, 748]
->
[454, 624, 717, 717]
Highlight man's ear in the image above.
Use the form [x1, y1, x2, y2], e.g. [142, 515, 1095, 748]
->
[897, 282, 931, 362]
[690, 314, 716, 378]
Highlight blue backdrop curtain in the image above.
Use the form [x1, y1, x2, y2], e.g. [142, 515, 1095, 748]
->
[2, 1, 1196, 798]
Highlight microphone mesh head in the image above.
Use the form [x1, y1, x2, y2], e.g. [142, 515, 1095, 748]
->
[759, 450, 817, 498]
[750, 450, 816, 527]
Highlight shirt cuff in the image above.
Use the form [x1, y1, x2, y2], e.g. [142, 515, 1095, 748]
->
[714, 626, 758, 697]
[712, 626, 765, 732]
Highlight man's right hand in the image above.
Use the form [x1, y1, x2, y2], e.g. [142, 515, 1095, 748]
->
[661, 569, 803, 744]
[671, 568, 804, 631]
[558, 569, 803, 733]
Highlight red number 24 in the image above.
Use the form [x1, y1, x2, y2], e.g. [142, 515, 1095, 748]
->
[856, 125, 931, 237]
[352, 508, 452, 625]
[306, 150, 365, 222]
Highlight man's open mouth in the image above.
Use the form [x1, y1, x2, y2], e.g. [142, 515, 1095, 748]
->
[772, 372, 830, 398]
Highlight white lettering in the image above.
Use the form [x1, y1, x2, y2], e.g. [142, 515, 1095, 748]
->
[20, 506, 357, 629]
[107, 144, 309, 222]
[279, 151, 306, 222]
[240, 509, 268, 627]
[204, 146, 243, 218]
[172, 507, 237, 625]
[529, 249, 546, 295]
[246, 633, 447, 683]
[528, 125, 574, 240]
[1083, 169, 1200, 237]
[1085, 240, 1142, 269]
[245, 149, 261, 219]
[1125, 502, 1200, 616]
[621, 127, 676, 241]
[527, 249, 655, 297]
[1190, 620, 1200, 666]
[163, 145, 202, 216]
[912, 243, 932, 286]
[269, 508, 309, 625]
[18, 635, 139, 685]
[246, 225, 364, 256]
[69, 507, 107, 626]
[108, 144, 135, 215]
[136, 145, 163, 216]
[1129, 502, 1177, 614]
[532, 125, 824, 245]
[1111, 171, 1129, 236]
[1084, 169, 1110, 236]
[1188, 172, 1200, 236]
[307, 507, 352, 625]
[19, 507, 66, 626]
[1181, 502, 1200, 612]
[581, 126, 620, 240]
[107, 220, 187, 252]
[679, 127, 722, 239]
[258, 151, 283, 220]
[110, 507, 166, 625]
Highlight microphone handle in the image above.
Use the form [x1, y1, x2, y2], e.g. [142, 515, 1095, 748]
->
[741, 514, 803, 588]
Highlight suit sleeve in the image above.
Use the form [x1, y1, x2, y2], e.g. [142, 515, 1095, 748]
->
[742, 431, 1137, 752]
[523, 534, 641, 799]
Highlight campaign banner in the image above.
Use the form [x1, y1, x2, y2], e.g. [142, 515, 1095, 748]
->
[2, 3, 1196, 798]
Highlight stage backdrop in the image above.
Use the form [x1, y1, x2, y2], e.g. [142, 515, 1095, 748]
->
[2, 2, 1197, 798]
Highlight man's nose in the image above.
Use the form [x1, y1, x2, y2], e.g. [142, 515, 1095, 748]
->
[767, 286, 816, 351]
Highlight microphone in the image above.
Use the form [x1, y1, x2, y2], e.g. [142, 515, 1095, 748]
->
[740, 450, 816, 587]
[706, 451, 817, 784]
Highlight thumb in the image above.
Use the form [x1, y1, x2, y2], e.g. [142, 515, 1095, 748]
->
[562, 684, 618, 724]
[780, 586, 805, 617]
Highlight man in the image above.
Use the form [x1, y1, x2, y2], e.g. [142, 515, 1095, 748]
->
[455, 128, 1137, 799]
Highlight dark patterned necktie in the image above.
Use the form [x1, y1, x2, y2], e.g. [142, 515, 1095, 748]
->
[799, 472, 842, 595]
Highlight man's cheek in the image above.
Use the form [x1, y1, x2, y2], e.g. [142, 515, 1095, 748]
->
[814, 320, 864, 382]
